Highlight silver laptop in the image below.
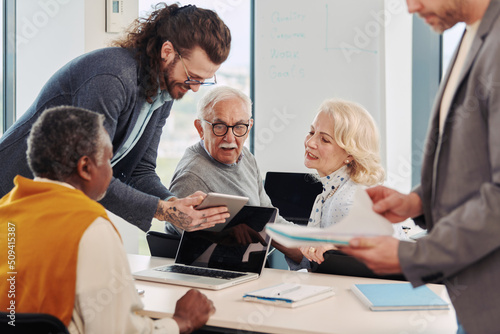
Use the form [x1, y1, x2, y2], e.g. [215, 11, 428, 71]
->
[133, 206, 277, 290]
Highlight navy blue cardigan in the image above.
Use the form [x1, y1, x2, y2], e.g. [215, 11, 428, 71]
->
[0, 47, 174, 231]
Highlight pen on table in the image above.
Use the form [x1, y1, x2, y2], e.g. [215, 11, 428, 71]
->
[277, 286, 301, 296]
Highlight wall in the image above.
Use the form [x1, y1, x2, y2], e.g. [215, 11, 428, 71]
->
[84, 0, 138, 52]
[383, 0, 413, 193]
[16, 0, 85, 117]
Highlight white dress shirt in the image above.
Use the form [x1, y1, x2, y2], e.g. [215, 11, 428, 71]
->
[439, 20, 481, 133]
[68, 217, 179, 334]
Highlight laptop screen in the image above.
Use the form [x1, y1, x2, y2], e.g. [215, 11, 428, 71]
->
[175, 206, 276, 274]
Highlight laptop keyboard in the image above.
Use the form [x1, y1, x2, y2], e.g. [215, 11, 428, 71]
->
[156, 265, 246, 280]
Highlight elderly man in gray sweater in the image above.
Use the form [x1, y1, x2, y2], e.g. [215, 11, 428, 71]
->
[166, 86, 303, 264]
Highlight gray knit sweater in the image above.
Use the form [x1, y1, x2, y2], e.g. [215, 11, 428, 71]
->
[166, 141, 290, 235]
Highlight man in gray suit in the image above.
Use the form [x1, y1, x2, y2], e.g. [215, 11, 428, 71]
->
[341, 0, 500, 333]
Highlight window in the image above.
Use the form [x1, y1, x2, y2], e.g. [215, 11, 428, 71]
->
[1, 0, 15, 136]
[138, 1, 251, 253]
[0, 2, 4, 136]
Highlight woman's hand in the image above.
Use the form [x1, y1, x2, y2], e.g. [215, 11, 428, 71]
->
[300, 245, 337, 264]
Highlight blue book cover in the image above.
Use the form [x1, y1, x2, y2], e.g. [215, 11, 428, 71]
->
[351, 283, 449, 311]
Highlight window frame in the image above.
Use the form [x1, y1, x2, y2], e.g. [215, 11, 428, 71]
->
[2, 0, 16, 134]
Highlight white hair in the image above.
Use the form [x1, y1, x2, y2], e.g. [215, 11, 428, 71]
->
[197, 86, 252, 119]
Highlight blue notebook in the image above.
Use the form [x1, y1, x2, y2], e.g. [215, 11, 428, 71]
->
[351, 283, 449, 311]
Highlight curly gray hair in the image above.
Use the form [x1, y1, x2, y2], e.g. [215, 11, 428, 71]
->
[27, 106, 106, 181]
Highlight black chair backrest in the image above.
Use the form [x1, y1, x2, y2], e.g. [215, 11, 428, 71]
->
[0, 312, 69, 334]
[264, 172, 322, 225]
[146, 231, 181, 258]
[311, 250, 407, 281]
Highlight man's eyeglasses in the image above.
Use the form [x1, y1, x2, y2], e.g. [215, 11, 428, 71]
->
[202, 119, 250, 137]
[177, 52, 217, 86]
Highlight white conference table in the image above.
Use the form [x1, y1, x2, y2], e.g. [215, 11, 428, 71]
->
[129, 254, 458, 334]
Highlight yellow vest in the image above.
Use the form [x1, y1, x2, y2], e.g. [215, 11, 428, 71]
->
[0, 176, 114, 326]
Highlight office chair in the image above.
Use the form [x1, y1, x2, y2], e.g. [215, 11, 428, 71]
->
[311, 250, 407, 281]
[0, 312, 69, 334]
[264, 171, 322, 225]
[146, 231, 181, 258]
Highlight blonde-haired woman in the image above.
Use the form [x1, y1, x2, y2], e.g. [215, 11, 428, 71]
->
[291, 98, 385, 270]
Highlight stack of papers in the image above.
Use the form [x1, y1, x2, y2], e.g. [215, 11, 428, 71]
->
[265, 188, 394, 247]
[351, 283, 450, 311]
[243, 283, 334, 308]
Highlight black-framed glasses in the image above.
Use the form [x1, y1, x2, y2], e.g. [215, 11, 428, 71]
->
[177, 52, 217, 86]
[202, 119, 250, 137]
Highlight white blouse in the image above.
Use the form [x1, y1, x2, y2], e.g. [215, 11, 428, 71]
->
[307, 165, 361, 228]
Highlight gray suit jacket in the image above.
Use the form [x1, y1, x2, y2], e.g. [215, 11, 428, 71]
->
[399, 1, 500, 333]
[0, 48, 174, 231]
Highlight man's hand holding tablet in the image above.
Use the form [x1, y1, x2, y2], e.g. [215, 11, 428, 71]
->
[196, 193, 249, 232]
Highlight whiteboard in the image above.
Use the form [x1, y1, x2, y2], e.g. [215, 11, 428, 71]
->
[254, 0, 386, 175]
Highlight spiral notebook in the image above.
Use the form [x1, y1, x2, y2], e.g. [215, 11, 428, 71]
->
[243, 283, 334, 308]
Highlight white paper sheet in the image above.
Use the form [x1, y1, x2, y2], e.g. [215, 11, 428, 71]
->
[265, 187, 394, 247]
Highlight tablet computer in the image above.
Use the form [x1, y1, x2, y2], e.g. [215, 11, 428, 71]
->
[196, 193, 249, 232]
